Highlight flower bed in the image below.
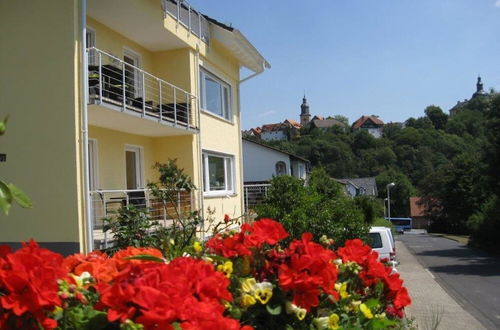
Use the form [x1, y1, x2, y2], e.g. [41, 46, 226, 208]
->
[0, 219, 410, 329]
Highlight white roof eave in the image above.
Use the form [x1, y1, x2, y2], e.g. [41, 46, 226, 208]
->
[211, 25, 270, 74]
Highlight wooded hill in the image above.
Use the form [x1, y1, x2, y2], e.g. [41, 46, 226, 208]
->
[259, 93, 500, 251]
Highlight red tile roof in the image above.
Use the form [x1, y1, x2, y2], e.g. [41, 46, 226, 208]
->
[352, 115, 384, 129]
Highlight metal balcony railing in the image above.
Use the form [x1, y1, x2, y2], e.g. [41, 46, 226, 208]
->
[243, 184, 270, 213]
[161, 0, 210, 43]
[87, 47, 199, 131]
[91, 188, 193, 249]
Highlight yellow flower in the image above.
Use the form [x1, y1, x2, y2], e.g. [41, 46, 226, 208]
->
[193, 241, 202, 253]
[70, 271, 92, 288]
[328, 313, 340, 329]
[360, 303, 373, 319]
[334, 282, 350, 300]
[254, 282, 273, 304]
[241, 293, 256, 307]
[242, 278, 257, 293]
[295, 308, 307, 321]
[286, 302, 307, 321]
[241, 278, 273, 305]
[217, 261, 233, 278]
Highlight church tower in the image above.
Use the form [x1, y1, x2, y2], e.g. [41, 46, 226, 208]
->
[300, 95, 311, 126]
[472, 76, 487, 98]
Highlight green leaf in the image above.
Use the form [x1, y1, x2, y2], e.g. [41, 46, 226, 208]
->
[7, 183, 32, 208]
[123, 254, 165, 263]
[266, 304, 282, 315]
[0, 180, 12, 215]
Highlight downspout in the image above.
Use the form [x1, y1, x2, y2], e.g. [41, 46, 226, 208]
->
[80, 0, 93, 252]
[238, 62, 267, 218]
[195, 46, 205, 239]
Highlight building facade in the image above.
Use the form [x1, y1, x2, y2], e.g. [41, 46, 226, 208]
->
[1, 0, 269, 253]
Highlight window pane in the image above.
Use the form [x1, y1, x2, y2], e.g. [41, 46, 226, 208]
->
[208, 155, 225, 191]
[205, 77, 223, 116]
[126, 151, 137, 189]
[225, 158, 232, 191]
[368, 233, 383, 248]
[223, 87, 230, 119]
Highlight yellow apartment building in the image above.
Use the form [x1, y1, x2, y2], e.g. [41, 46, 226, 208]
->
[0, 0, 269, 254]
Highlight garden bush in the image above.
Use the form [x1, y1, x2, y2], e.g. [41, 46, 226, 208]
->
[255, 172, 370, 247]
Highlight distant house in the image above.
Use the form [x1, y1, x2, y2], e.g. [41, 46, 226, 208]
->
[260, 119, 301, 141]
[242, 127, 262, 138]
[410, 197, 431, 229]
[352, 115, 384, 138]
[335, 177, 378, 198]
[242, 138, 309, 183]
[310, 118, 346, 131]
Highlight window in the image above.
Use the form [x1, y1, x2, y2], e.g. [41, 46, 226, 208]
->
[123, 48, 142, 98]
[202, 152, 234, 195]
[275, 161, 287, 176]
[298, 164, 305, 179]
[200, 69, 231, 120]
[125, 145, 144, 189]
[86, 27, 97, 65]
[368, 233, 382, 248]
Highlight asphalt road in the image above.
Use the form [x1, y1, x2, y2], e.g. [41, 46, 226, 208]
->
[399, 232, 500, 330]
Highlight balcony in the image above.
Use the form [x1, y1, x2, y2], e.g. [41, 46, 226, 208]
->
[91, 188, 193, 250]
[162, 0, 210, 43]
[87, 47, 199, 135]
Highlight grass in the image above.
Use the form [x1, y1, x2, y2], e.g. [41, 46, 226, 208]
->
[431, 233, 469, 245]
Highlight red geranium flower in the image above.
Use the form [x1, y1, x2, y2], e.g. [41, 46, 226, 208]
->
[0, 240, 67, 329]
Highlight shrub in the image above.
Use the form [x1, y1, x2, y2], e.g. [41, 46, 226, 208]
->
[256, 174, 369, 247]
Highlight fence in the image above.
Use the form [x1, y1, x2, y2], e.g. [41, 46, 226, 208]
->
[243, 184, 270, 214]
[87, 47, 199, 131]
[91, 188, 192, 249]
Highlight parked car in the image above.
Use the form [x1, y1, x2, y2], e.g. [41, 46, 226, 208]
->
[369, 226, 397, 265]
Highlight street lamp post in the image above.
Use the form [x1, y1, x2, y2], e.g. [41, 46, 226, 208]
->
[387, 182, 395, 222]
[383, 198, 388, 219]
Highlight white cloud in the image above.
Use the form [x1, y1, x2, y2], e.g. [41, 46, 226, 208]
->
[258, 110, 276, 118]
[495, 0, 500, 7]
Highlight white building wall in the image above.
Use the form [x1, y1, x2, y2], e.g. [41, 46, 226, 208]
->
[290, 160, 307, 180]
[260, 130, 287, 141]
[242, 140, 291, 182]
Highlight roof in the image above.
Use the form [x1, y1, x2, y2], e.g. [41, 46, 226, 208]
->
[204, 15, 270, 74]
[261, 123, 284, 133]
[284, 119, 302, 129]
[410, 197, 426, 217]
[352, 116, 384, 129]
[312, 115, 324, 121]
[311, 119, 345, 128]
[336, 177, 378, 195]
[242, 138, 309, 163]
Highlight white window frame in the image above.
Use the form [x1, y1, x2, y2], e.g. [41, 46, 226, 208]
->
[125, 145, 145, 189]
[123, 47, 143, 98]
[88, 138, 99, 191]
[199, 68, 232, 122]
[202, 151, 235, 196]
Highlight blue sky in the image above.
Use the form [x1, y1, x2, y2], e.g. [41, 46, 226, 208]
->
[190, 0, 500, 129]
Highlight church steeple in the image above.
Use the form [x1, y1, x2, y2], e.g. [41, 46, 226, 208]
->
[300, 95, 311, 126]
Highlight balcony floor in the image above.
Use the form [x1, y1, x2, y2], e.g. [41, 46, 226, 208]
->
[88, 100, 197, 137]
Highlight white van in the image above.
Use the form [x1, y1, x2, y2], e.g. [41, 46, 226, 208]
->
[368, 227, 396, 262]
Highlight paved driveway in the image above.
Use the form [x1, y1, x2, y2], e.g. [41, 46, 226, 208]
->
[399, 232, 500, 330]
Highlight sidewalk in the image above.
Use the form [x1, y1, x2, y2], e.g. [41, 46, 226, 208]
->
[396, 240, 486, 330]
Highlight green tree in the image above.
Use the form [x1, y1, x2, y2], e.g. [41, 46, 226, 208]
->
[425, 105, 448, 130]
